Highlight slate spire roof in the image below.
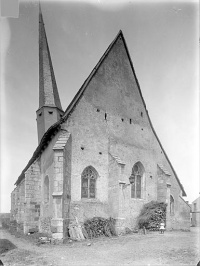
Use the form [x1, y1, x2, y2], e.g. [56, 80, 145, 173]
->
[38, 3, 63, 111]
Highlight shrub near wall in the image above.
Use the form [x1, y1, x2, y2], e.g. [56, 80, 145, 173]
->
[137, 201, 167, 231]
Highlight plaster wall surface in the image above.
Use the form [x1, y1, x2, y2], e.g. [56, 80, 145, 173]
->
[192, 197, 200, 227]
[39, 132, 60, 233]
[59, 36, 190, 230]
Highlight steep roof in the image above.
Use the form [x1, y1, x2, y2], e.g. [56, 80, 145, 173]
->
[38, 3, 63, 111]
[14, 30, 187, 196]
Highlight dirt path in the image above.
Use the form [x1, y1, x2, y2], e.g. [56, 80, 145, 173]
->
[0, 228, 199, 266]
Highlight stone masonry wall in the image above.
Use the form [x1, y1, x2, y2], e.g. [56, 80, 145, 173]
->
[59, 35, 189, 231]
[10, 188, 17, 221]
[24, 159, 41, 234]
[108, 154, 120, 219]
[63, 134, 72, 237]
[169, 195, 191, 230]
[39, 133, 60, 234]
[157, 167, 168, 203]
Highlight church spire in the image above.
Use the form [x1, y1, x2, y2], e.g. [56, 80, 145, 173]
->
[37, 2, 64, 144]
[38, 2, 62, 110]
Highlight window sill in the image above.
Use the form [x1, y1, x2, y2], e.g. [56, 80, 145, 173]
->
[130, 198, 144, 201]
[81, 198, 100, 203]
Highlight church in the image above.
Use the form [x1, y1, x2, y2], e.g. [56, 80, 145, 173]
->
[10, 5, 190, 240]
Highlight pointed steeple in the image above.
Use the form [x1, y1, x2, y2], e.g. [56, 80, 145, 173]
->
[38, 3, 62, 109]
[37, 3, 64, 143]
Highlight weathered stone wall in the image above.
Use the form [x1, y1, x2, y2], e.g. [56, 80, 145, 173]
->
[157, 168, 168, 203]
[10, 188, 17, 221]
[59, 35, 189, 231]
[70, 201, 109, 223]
[192, 212, 200, 227]
[10, 181, 25, 232]
[16, 181, 25, 227]
[61, 99, 109, 225]
[169, 196, 191, 230]
[191, 197, 200, 227]
[63, 134, 72, 237]
[39, 133, 61, 234]
[108, 154, 120, 219]
[24, 159, 41, 233]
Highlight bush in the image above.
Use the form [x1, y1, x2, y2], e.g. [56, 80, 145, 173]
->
[83, 217, 116, 239]
[137, 201, 167, 231]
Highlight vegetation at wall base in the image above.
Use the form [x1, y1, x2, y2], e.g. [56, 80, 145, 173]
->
[137, 201, 167, 231]
[83, 217, 116, 238]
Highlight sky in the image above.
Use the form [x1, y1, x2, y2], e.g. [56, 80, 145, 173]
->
[0, 0, 199, 212]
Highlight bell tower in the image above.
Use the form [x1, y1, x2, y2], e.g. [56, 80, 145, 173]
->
[36, 3, 64, 144]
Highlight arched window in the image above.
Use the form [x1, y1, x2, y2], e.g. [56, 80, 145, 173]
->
[170, 195, 174, 215]
[44, 175, 50, 203]
[130, 162, 144, 199]
[81, 166, 98, 199]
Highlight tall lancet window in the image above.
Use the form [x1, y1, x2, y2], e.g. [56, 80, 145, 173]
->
[81, 166, 98, 199]
[130, 162, 144, 199]
[170, 195, 175, 215]
[44, 175, 50, 203]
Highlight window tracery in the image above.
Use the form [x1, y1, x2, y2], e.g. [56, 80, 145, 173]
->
[130, 162, 144, 199]
[81, 166, 98, 199]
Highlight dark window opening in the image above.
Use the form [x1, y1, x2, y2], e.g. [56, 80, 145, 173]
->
[48, 111, 53, 114]
[97, 109, 100, 112]
[105, 113, 107, 120]
[130, 119, 132, 124]
[131, 163, 144, 199]
[170, 195, 175, 215]
[81, 147, 84, 150]
[81, 166, 98, 199]
[99, 152, 102, 155]
[121, 118, 124, 122]
[141, 112, 143, 117]
[44, 176, 50, 203]
[39, 113, 42, 117]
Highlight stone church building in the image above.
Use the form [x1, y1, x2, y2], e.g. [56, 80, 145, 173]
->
[11, 6, 190, 240]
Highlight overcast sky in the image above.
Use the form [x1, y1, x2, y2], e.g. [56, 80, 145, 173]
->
[1, 0, 199, 212]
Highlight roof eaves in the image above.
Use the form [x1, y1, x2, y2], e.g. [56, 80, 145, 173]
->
[14, 119, 63, 186]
